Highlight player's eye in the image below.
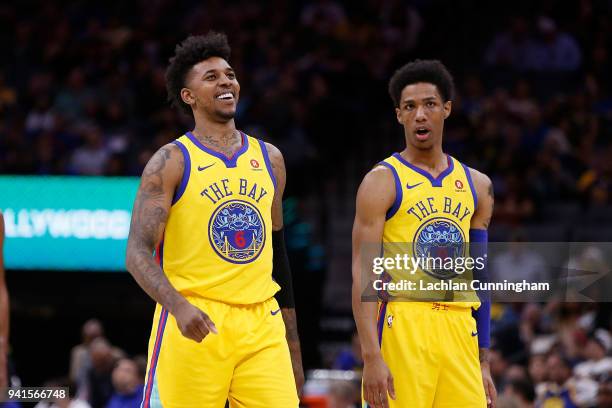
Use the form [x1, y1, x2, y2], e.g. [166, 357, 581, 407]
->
[205, 75, 216, 80]
[227, 72, 236, 79]
[427, 101, 436, 107]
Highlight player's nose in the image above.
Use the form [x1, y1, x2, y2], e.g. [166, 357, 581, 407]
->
[219, 73, 233, 87]
[415, 105, 427, 121]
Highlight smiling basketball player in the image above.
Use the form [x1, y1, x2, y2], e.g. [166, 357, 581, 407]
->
[126, 32, 302, 407]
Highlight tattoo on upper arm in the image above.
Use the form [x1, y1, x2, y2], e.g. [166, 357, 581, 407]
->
[126, 146, 185, 308]
[131, 147, 175, 247]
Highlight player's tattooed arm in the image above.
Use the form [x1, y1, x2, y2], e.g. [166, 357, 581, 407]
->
[266, 142, 305, 394]
[126, 145, 181, 309]
[469, 168, 494, 230]
[126, 145, 217, 342]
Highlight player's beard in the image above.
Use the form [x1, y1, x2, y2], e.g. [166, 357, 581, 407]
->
[213, 107, 236, 122]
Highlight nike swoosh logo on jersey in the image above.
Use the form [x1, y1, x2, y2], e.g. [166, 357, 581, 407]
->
[471, 331, 478, 337]
[198, 163, 215, 171]
[406, 182, 424, 189]
[271, 309, 281, 316]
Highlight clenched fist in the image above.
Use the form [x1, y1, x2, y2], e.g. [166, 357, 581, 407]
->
[174, 300, 218, 342]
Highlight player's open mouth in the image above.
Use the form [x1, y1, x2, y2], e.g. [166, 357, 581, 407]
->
[415, 127, 430, 140]
[216, 92, 235, 101]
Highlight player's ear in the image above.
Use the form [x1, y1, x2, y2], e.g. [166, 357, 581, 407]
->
[181, 88, 195, 108]
[443, 101, 452, 119]
[395, 107, 402, 124]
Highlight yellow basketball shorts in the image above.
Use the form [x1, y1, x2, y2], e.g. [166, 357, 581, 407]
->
[363, 302, 486, 408]
[141, 296, 299, 408]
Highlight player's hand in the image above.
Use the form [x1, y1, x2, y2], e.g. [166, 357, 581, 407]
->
[173, 300, 218, 342]
[481, 362, 497, 408]
[363, 354, 395, 408]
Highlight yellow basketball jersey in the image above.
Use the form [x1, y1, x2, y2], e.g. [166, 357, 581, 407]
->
[159, 131, 280, 304]
[379, 153, 480, 307]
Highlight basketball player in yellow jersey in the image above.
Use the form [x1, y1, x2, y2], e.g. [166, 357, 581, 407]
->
[126, 32, 302, 407]
[352, 60, 498, 408]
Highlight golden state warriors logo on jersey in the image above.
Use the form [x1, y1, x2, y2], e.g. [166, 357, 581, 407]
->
[209, 200, 265, 263]
[414, 217, 466, 280]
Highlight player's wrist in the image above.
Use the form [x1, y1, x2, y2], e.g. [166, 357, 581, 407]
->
[168, 294, 190, 315]
[362, 349, 383, 363]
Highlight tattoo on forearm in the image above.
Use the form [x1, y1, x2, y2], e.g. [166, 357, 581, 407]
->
[479, 348, 489, 363]
[126, 146, 183, 312]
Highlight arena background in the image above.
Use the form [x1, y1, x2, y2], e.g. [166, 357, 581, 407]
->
[2, 0, 612, 407]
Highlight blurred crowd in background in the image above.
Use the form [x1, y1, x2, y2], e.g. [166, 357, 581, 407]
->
[30, 302, 612, 408]
[3, 0, 612, 407]
[1, 0, 612, 214]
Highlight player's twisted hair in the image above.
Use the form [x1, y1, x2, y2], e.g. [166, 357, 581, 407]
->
[388, 59, 455, 107]
[165, 32, 231, 116]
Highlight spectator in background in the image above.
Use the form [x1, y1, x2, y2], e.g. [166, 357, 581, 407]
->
[491, 231, 547, 285]
[34, 378, 90, 408]
[504, 378, 535, 408]
[484, 16, 534, 72]
[527, 17, 582, 72]
[574, 329, 612, 380]
[69, 126, 109, 175]
[489, 348, 510, 391]
[300, 0, 347, 36]
[53, 68, 94, 124]
[70, 319, 104, 389]
[538, 353, 580, 408]
[494, 174, 536, 225]
[82, 338, 120, 408]
[106, 359, 143, 408]
[25, 95, 55, 135]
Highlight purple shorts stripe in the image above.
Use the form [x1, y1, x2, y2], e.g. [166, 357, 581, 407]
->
[142, 308, 169, 408]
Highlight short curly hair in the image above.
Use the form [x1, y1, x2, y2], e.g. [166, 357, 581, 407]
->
[165, 32, 231, 116]
[388, 60, 455, 107]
